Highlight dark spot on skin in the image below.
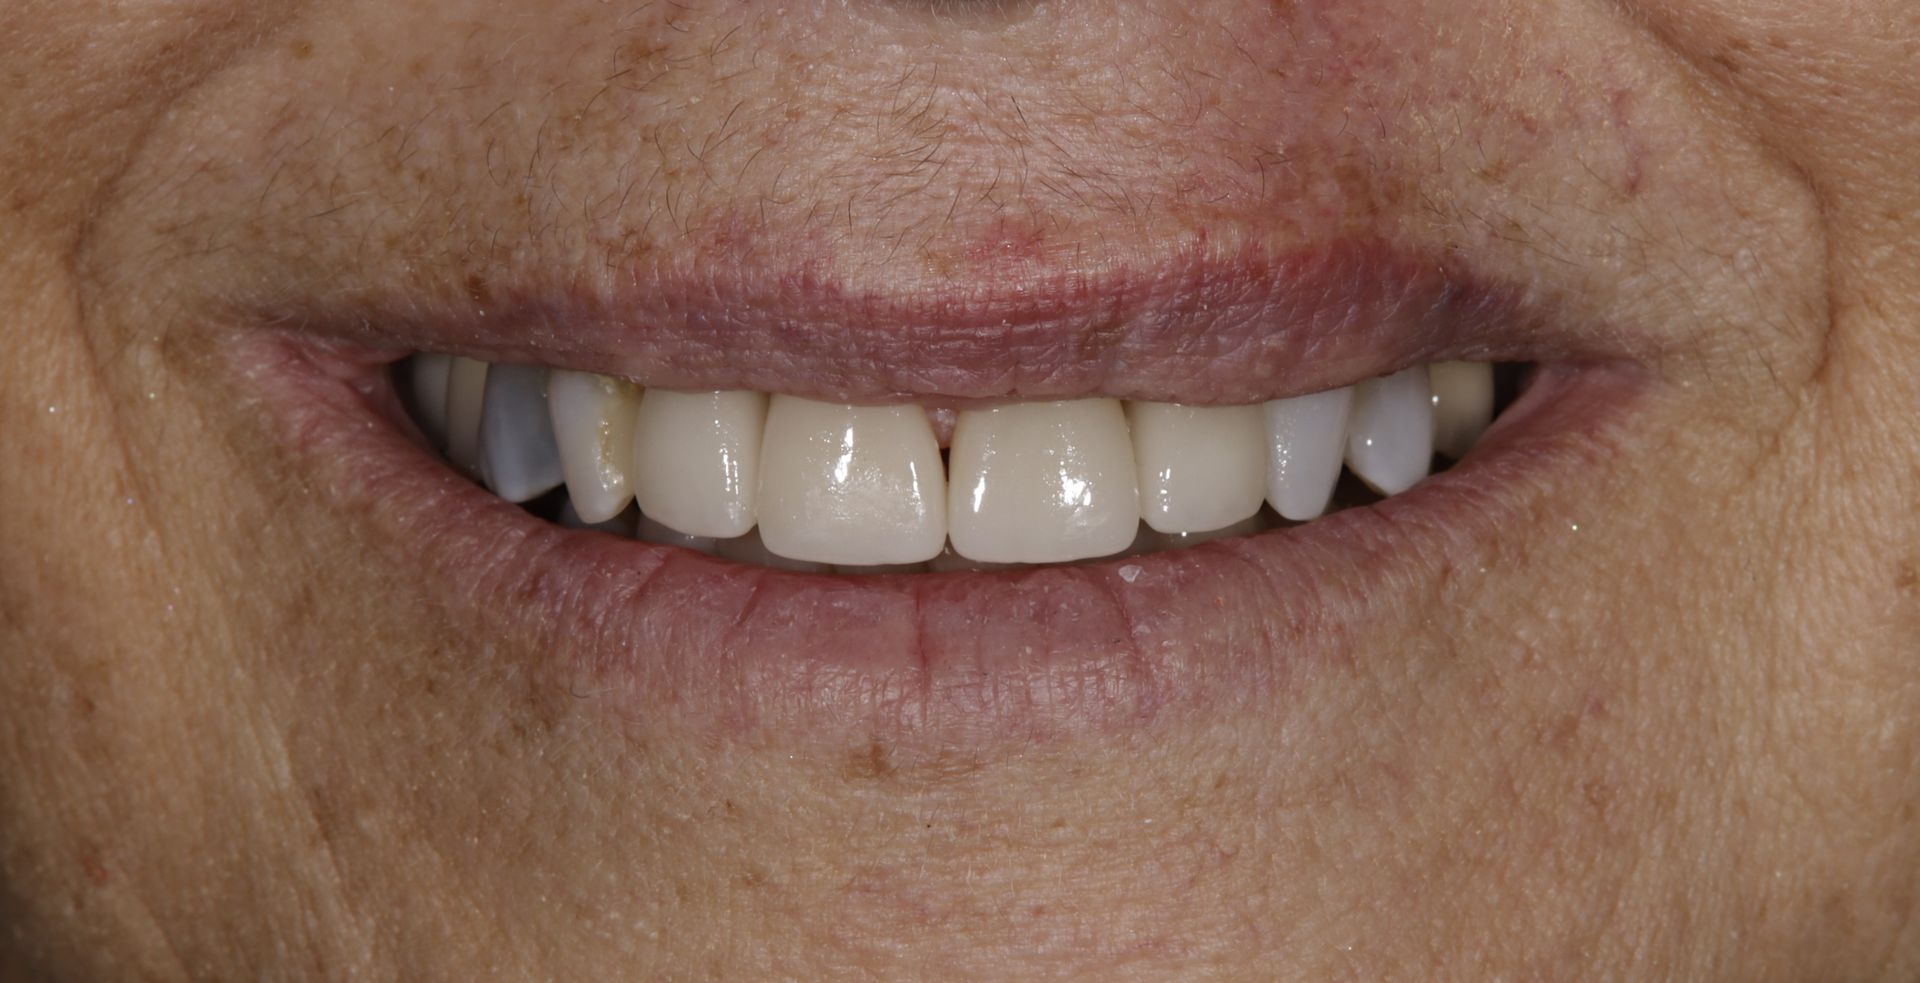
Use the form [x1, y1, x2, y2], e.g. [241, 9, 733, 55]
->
[1895, 562, 1917, 595]
[847, 739, 895, 781]
[465, 273, 490, 306]
[289, 39, 313, 60]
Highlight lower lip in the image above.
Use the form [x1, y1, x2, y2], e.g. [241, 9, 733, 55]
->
[238, 333, 1646, 747]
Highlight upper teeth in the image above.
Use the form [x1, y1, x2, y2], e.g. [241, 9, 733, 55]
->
[409, 357, 1498, 569]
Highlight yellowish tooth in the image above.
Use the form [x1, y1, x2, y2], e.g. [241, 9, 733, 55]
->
[1429, 362, 1495, 460]
[756, 396, 947, 566]
[630, 389, 766, 538]
[443, 357, 490, 475]
[947, 399, 1139, 564]
[548, 371, 642, 524]
[1127, 401, 1266, 535]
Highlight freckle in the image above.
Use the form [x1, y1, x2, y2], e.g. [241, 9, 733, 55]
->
[288, 39, 314, 60]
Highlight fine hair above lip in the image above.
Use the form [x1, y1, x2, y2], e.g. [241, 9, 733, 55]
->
[248, 236, 1642, 408]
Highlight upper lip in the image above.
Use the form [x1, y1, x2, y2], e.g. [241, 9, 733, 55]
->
[264, 236, 1632, 405]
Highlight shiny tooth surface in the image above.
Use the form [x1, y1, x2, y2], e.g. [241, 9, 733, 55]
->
[1262, 386, 1354, 521]
[548, 370, 643, 523]
[756, 396, 947, 565]
[1127, 401, 1267, 534]
[1346, 367, 1435, 496]
[635, 514, 719, 556]
[443, 357, 490, 474]
[478, 364, 566, 503]
[630, 389, 766, 538]
[715, 529, 830, 573]
[947, 399, 1139, 564]
[410, 353, 453, 447]
[1429, 361, 1495, 460]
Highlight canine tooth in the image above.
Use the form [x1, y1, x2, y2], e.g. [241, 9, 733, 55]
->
[1346, 367, 1434, 496]
[756, 397, 947, 566]
[715, 529, 830, 573]
[1429, 361, 1495, 459]
[1127, 402, 1266, 534]
[630, 390, 766, 539]
[1263, 386, 1354, 520]
[444, 357, 490, 474]
[947, 399, 1139, 564]
[478, 364, 565, 503]
[548, 371, 642, 523]
[410, 353, 453, 446]
[635, 514, 719, 556]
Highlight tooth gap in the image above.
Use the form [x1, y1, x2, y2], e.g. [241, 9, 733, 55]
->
[389, 355, 1534, 573]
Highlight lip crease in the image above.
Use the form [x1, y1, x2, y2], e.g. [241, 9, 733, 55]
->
[231, 236, 1650, 746]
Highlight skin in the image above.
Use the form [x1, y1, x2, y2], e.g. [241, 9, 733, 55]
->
[2, 0, 1918, 977]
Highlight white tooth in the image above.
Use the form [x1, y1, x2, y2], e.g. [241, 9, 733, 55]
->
[630, 390, 766, 539]
[1429, 361, 1495, 460]
[548, 370, 643, 523]
[756, 396, 947, 566]
[635, 514, 719, 556]
[410, 353, 453, 447]
[1129, 514, 1270, 554]
[1346, 367, 1434, 496]
[947, 399, 1139, 564]
[1127, 402, 1266, 534]
[1262, 386, 1354, 521]
[444, 357, 490, 474]
[479, 364, 565, 503]
[715, 529, 830, 573]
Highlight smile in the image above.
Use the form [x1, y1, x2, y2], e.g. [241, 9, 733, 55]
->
[238, 239, 1647, 740]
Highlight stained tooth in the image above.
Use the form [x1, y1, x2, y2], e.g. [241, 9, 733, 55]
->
[756, 396, 947, 566]
[444, 357, 490, 474]
[1127, 402, 1266, 534]
[410, 353, 454, 447]
[715, 529, 830, 573]
[1263, 386, 1354, 521]
[1346, 367, 1434, 496]
[630, 390, 766, 539]
[947, 399, 1139, 564]
[478, 363, 565, 503]
[548, 370, 642, 523]
[635, 514, 720, 556]
[1429, 361, 1495, 460]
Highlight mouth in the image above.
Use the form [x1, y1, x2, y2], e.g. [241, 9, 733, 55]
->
[237, 238, 1648, 742]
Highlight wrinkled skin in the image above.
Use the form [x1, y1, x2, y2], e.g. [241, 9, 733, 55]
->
[2, 0, 1918, 978]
